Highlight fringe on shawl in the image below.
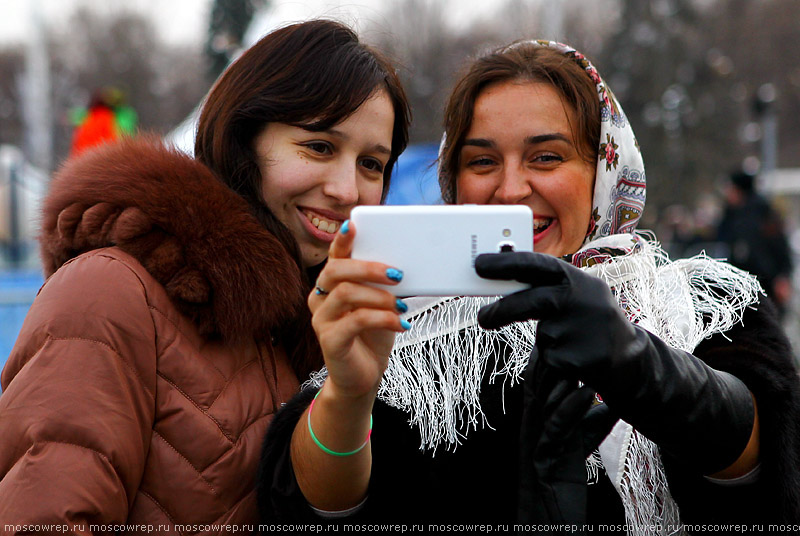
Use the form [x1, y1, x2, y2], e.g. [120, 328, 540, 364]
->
[306, 239, 761, 453]
[304, 239, 761, 534]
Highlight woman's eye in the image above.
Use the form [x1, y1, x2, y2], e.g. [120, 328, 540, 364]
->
[360, 158, 384, 173]
[304, 141, 332, 155]
[468, 157, 495, 167]
[533, 153, 563, 163]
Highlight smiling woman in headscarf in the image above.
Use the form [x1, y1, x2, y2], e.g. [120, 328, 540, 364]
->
[258, 40, 800, 530]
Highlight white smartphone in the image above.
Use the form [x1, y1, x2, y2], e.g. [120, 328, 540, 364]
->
[350, 205, 533, 297]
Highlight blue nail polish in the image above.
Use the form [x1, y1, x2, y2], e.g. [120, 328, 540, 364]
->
[386, 268, 403, 282]
[396, 298, 408, 313]
[401, 319, 412, 331]
[340, 220, 349, 234]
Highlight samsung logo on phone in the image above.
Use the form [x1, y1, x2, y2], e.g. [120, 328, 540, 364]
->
[471, 234, 477, 265]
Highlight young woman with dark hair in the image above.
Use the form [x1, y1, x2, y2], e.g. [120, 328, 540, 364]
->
[0, 19, 410, 530]
[259, 40, 800, 528]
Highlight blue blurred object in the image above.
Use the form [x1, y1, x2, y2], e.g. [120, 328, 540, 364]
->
[385, 143, 442, 205]
[0, 270, 43, 386]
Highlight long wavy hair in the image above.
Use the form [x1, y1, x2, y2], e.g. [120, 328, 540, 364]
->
[194, 19, 411, 378]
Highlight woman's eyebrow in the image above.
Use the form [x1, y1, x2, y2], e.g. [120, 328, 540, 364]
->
[463, 138, 494, 148]
[370, 145, 392, 156]
[524, 133, 571, 145]
[463, 133, 572, 149]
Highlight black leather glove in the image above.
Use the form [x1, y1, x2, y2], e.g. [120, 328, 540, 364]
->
[477, 252, 755, 475]
[519, 346, 617, 529]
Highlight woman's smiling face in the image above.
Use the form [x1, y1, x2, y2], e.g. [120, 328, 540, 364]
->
[255, 89, 395, 268]
[456, 80, 596, 257]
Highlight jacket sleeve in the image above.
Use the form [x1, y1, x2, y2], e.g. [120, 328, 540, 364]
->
[257, 373, 523, 524]
[663, 296, 800, 524]
[256, 386, 320, 522]
[257, 385, 434, 524]
[0, 252, 158, 532]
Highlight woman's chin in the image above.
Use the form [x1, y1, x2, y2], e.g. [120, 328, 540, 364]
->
[299, 245, 330, 270]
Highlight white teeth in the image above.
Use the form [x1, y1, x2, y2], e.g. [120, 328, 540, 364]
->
[305, 212, 340, 234]
[533, 218, 553, 232]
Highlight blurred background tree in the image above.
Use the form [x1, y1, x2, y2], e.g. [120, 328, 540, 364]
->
[204, 0, 265, 83]
[49, 8, 208, 162]
[0, 0, 798, 221]
[363, 0, 800, 227]
[0, 7, 207, 169]
[0, 47, 24, 153]
[587, 0, 800, 227]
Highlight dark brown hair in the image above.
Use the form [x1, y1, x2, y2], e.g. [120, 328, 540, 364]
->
[439, 42, 600, 204]
[195, 19, 410, 264]
[194, 19, 411, 378]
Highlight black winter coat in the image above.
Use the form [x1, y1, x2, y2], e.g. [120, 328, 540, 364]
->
[257, 297, 800, 527]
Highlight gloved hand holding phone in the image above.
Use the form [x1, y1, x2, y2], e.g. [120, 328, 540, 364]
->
[476, 252, 755, 476]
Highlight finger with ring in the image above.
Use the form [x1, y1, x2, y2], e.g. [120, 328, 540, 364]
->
[315, 284, 329, 296]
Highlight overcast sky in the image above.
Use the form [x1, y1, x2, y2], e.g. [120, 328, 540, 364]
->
[0, 0, 491, 47]
[0, 0, 212, 46]
[0, 0, 505, 48]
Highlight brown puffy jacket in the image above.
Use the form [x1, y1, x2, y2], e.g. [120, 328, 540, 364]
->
[0, 138, 315, 533]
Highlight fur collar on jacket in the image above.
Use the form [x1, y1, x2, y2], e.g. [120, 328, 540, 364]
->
[40, 136, 307, 342]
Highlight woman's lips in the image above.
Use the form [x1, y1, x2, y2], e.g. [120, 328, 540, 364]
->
[533, 217, 554, 245]
[298, 208, 344, 242]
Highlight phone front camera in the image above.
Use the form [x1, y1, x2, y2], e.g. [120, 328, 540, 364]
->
[502, 229, 511, 237]
[498, 241, 515, 253]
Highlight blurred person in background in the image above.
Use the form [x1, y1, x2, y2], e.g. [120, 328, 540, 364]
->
[659, 204, 700, 259]
[68, 86, 138, 157]
[0, 19, 409, 530]
[717, 169, 793, 316]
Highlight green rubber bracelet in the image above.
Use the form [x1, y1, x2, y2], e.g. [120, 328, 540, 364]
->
[307, 390, 373, 457]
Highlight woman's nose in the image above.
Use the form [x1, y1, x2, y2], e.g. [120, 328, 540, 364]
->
[323, 162, 360, 205]
[493, 167, 533, 204]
